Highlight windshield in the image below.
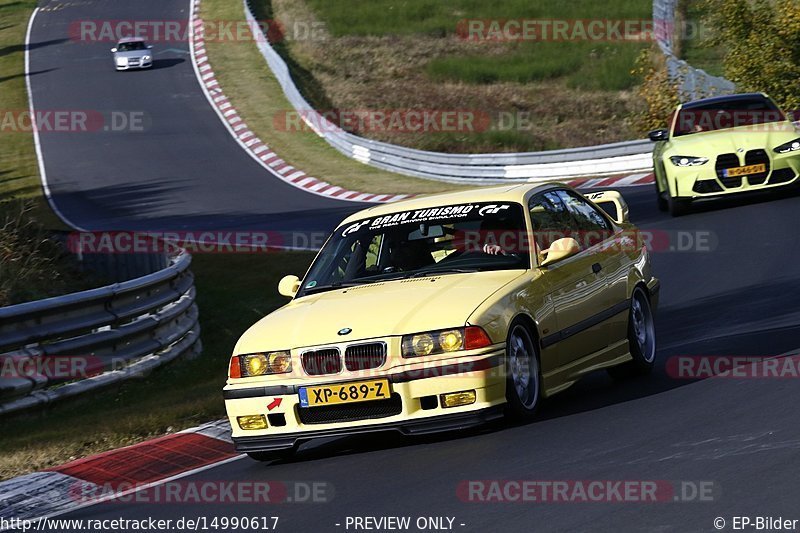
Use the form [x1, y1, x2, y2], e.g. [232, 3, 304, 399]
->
[117, 41, 147, 52]
[298, 202, 530, 297]
[672, 96, 786, 137]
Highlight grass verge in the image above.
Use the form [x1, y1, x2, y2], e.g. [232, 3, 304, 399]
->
[0, 0, 64, 229]
[265, 0, 648, 152]
[200, 0, 461, 196]
[0, 252, 316, 481]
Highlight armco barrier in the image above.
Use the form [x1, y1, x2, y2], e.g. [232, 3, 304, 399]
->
[0, 250, 200, 416]
[240, 0, 655, 184]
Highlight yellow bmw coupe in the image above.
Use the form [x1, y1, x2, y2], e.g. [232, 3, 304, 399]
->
[224, 184, 660, 460]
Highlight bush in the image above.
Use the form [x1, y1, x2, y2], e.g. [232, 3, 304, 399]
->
[704, 0, 800, 111]
[630, 47, 681, 135]
[0, 201, 95, 306]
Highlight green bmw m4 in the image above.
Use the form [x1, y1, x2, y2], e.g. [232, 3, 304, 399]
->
[650, 93, 800, 216]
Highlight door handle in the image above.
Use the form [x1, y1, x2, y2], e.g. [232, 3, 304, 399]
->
[591, 262, 602, 274]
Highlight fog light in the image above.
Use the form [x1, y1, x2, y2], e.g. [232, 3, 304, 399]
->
[440, 390, 476, 408]
[237, 414, 268, 430]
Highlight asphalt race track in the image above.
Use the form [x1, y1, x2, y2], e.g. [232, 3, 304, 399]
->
[28, 0, 359, 238]
[26, 1, 800, 532]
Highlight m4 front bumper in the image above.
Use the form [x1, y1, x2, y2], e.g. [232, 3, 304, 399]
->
[670, 151, 800, 199]
[224, 350, 507, 452]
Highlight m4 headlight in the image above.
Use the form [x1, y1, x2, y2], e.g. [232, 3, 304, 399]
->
[116, 57, 128, 65]
[401, 326, 492, 358]
[141, 55, 151, 61]
[228, 351, 292, 378]
[774, 138, 800, 154]
[669, 155, 709, 167]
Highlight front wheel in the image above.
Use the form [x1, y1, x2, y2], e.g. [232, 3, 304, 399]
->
[504, 322, 542, 420]
[608, 287, 657, 379]
[667, 193, 691, 217]
[655, 180, 668, 212]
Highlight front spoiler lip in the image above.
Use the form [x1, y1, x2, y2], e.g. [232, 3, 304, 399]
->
[223, 353, 504, 400]
[685, 177, 800, 201]
[231, 405, 506, 452]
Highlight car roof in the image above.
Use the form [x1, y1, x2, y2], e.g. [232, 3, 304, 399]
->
[117, 37, 147, 43]
[680, 92, 768, 110]
[337, 183, 561, 226]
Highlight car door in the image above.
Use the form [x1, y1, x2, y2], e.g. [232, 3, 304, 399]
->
[529, 190, 612, 368]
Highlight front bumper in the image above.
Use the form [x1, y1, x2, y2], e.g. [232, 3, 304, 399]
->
[670, 151, 800, 199]
[115, 60, 153, 70]
[232, 405, 506, 452]
[224, 350, 507, 452]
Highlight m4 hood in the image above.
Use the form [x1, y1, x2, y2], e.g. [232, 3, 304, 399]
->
[669, 123, 799, 155]
[234, 270, 525, 354]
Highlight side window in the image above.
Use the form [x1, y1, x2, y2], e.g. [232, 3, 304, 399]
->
[528, 192, 572, 252]
[555, 190, 612, 247]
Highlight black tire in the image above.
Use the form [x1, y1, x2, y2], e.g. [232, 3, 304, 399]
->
[655, 179, 668, 212]
[246, 444, 298, 462]
[504, 321, 542, 420]
[608, 287, 657, 379]
[667, 193, 691, 217]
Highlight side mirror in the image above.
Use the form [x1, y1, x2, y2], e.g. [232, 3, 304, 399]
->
[110, 48, 117, 53]
[584, 190, 630, 225]
[539, 238, 580, 267]
[278, 275, 301, 298]
[648, 128, 669, 142]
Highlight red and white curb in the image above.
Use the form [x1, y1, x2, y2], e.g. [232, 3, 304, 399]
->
[189, 0, 411, 204]
[565, 172, 654, 189]
[0, 420, 235, 522]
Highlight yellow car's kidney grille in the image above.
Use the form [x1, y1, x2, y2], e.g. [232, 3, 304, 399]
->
[298, 394, 402, 424]
[744, 149, 770, 185]
[715, 153, 743, 188]
[344, 343, 386, 371]
[301, 349, 341, 376]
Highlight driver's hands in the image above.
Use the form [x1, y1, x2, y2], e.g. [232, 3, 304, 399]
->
[482, 244, 506, 255]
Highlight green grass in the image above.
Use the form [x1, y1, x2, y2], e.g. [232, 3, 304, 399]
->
[0, 0, 63, 228]
[304, 0, 651, 37]
[678, 0, 725, 77]
[0, 252, 316, 481]
[427, 42, 645, 90]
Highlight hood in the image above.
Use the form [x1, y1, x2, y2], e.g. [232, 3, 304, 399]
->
[114, 50, 150, 59]
[234, 270, 525, 354]
[668, 123, 799, 155]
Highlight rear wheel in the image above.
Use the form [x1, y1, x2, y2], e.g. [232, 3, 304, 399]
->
[608, 287, 657, 379]
[504, 321, 541, 420]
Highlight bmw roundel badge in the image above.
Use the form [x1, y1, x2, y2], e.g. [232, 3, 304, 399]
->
[338, 327, 352, 336]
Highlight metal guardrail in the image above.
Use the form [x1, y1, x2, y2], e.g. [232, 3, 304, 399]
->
[0, 250, 201, 416]
[241, 0, 655, 184]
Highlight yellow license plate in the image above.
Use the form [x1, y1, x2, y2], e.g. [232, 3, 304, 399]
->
[299, 379, 391, 407]
[724, 163, 766, 177]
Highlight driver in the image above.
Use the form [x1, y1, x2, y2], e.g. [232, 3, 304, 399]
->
[388, 238, 434, 272]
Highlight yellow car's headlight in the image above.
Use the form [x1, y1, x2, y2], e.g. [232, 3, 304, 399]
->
[228, 351, 292, 378]
[669, 155, 708, 167]
[774, 138, 800, 154]
[401, 326, 491, 358]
